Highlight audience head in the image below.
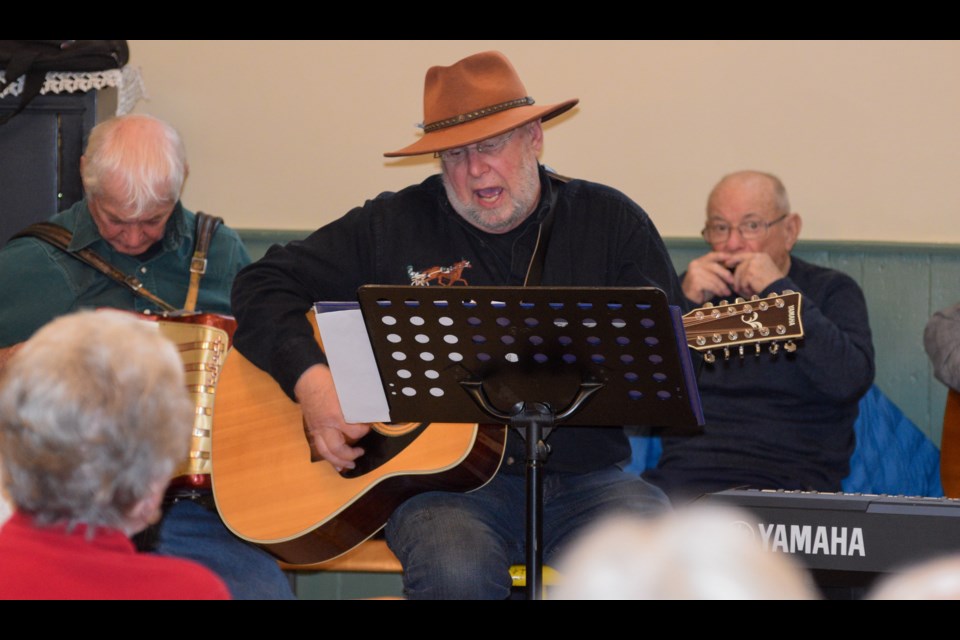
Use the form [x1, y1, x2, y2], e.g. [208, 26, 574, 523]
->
[869, 553, 960, 600]
[0, 310, 192, 535]
[551, 504, 819, 600]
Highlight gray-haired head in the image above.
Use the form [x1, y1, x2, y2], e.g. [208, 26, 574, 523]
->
[0, 310, 192, 533]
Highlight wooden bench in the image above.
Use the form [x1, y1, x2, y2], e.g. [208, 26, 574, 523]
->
[279, 539, 400, 574]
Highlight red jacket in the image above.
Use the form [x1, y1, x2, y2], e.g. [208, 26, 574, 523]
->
[0, 511, 230, 600]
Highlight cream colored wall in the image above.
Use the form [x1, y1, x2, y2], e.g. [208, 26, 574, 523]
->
[128, 40, 960, 243]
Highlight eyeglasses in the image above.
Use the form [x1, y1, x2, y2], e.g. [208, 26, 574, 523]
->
[701, 214, 788, 243]
[435, 130, 517, 165]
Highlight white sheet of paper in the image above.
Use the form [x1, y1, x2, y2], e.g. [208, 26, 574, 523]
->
[313, 304, 391, 424]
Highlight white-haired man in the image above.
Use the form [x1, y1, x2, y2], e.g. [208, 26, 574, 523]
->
[0, 114, 293, 599]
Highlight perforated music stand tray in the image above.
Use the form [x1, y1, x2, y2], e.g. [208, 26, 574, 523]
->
[354, 284, 703, 599]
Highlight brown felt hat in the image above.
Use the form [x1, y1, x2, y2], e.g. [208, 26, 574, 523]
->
[384, 50, 578, 158]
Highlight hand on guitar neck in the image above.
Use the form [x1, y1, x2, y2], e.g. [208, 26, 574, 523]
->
[294, 363, 372, 472]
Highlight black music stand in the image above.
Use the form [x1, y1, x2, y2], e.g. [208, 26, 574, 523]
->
[347, 285, 703, 599]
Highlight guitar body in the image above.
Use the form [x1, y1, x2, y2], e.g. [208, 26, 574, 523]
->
[210, 316, 507, 565]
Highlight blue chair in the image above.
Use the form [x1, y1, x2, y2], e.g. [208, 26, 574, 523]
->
[627, 384, 944, 498]
[842, 384, 943, 497]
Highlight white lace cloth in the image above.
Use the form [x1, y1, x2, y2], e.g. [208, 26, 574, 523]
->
[0, 65, 146, 115]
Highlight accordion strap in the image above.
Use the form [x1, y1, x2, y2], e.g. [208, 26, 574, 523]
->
[13, 221, 178, 312]
[183, 211, 223, 312]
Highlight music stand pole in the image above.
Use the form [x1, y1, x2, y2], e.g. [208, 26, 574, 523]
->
[514, 402, 551, 599]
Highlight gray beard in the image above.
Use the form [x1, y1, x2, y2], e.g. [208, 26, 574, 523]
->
[442, 157, 541, 235]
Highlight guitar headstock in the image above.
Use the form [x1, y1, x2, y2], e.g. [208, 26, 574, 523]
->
[683, 291, 804, 363]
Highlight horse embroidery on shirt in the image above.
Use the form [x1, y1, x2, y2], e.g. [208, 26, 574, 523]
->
[407, 260, 471, 286]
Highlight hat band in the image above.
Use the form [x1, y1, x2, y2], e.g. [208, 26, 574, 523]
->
[422, 96, 536, 133]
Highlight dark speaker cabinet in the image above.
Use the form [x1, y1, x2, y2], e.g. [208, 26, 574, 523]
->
[0, 87, 116, 247]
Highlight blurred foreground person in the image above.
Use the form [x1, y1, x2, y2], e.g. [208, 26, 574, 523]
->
[0, 310, 229, 600]
[869, 553, 960, 600]
[551, 504, 818, 600]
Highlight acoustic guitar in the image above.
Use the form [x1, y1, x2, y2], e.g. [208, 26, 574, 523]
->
[210, 292, 803, 565]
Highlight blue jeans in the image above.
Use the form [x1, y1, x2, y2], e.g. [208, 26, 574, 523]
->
[385, 467, 669, 599]
[155, 501, 295, 600]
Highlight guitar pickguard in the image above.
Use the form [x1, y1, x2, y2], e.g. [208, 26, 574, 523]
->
[341, 422, 430, 478]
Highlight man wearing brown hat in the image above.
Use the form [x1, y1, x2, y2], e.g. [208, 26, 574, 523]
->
[231, 51, 686, 599]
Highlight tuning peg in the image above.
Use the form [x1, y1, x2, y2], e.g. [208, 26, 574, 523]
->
[776, 324, 786, 335]
[735, 297, 745, 304]
[723, 346, 731, 360]
[754, 343, 761, 356]
[695, 335, 707, 346]
[727, 331, 739, 341]
[769, 342, 780, 355]
[784, 340, 797, 353]
[738, 344, 745, 358]
[704, 351, 716, 364]
[702, 302, 714, 309]
[782, 289, 795, 295]
[719, 299, 729, 306]
[750, 295, 760, 301]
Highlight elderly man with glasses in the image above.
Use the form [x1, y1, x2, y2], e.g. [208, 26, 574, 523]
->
[643, 170, 876, 502]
